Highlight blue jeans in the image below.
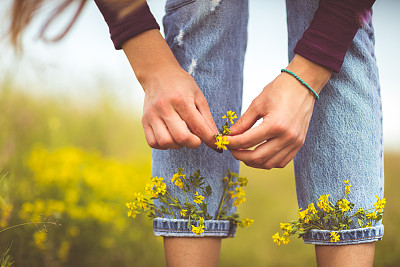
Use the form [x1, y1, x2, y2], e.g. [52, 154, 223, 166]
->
[152, 0, 384, 245]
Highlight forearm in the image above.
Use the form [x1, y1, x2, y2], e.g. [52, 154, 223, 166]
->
[122, 29, 182, 89]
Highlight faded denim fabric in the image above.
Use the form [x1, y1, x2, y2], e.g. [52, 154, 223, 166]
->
[152, 0, 248, 237]
[152, 0, 384, 244]
[287, 0, 384, 245]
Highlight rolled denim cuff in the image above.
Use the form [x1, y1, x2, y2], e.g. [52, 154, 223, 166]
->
[153, 218, 236, 237]
[303, 224, 384, 245]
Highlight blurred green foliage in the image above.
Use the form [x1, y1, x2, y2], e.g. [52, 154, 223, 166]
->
[0, 81, 399, 266]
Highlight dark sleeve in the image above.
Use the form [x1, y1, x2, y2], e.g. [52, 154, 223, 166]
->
[94, 0, 160, 50]
[294, 0, 375, 72]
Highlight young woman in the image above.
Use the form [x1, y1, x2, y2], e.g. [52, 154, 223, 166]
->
[9, 0, 383, 266]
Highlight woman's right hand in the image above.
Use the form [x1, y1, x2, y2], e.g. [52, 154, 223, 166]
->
[141, 65, 218, 150]
[123, 30, 218, 150]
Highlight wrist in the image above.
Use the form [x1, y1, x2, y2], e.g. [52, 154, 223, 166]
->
[285, 54, 332, 94]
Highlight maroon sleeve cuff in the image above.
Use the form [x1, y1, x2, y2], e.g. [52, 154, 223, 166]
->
[295, 0, 375, 72]
[95, 0, 160, 50]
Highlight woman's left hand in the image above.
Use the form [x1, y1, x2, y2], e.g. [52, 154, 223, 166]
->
[227, 55, 332, 169]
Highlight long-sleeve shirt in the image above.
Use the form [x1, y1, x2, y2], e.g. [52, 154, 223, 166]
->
[94, 0, 375, 73]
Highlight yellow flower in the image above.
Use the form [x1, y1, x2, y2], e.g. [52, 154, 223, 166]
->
[366, 212, 377, 220]
[272, 232, 282, 246]
[238, 176, 248, 187]
[308, 203, 317, 214]
[133, 192, 147, 209]
[344, 180, 351, 196]
[145, 183, 153, 196]
[34, 231, 47, 250]
[318, 194, 333, 213]
[146, 177, 167, 198]
[240, 218, 254, 228]
[338, 198, 351, 212]
[298, 208, 308, 220]
[364, 222, 372, 229]
[231, 187, 245, 198]
[283, 231, 290, 237]
[126, 202, 139, 218]
[280, 223, 291, 230]
[215, 135, 229, 150]
[222, 110, 238, 125]
[171, 169, 186, 189]
[330, 232, 340, 243]
[193, 191, 205, 204]
[231, 187, 246, 207]
[191, 225, 205, 235]
[233, 197, 246, 207]
[373, 196, 386, 213]
[180, 209, 187, 217]
[222, 176, 229, 183]
[171, 173, 185, 189]
[280, 236, 290, 245]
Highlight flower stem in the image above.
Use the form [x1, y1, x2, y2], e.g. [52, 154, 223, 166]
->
[216, 183, 229, 220]
[0, 221, 59, 234]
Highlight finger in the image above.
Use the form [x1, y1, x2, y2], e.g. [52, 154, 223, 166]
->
[195, 92, 218, 134]
[274, 149, 298, 169]
[257, 144, 297, 169]
[227, 120, 278, 150]
[152, 119, 182, 149]
[164, 113, 201, 148]
[176, 101, 217, 149]
[142, 123, 163, 149]
[230, 138, 293, 169]
[229, 102, 260, 136]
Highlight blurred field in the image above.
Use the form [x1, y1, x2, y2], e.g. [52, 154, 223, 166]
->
[0, 81, 399, 266]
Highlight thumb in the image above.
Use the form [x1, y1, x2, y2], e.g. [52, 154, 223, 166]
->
[229, 105, 259, 136]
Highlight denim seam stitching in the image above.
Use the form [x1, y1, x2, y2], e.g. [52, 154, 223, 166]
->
[154, 228, 232, 233]
[304, 234, 383, 242]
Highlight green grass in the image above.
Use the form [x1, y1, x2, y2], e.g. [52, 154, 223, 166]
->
[0, 81, 399, 266]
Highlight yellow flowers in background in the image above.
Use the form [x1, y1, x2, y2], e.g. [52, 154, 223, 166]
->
[17, 144, 152, 259]
[273, 180, 386, 245]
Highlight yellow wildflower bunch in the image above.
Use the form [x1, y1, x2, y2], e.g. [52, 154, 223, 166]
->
[127, 168, 253, 235]
[273, 180, 386, 246]
[126, 112, 253, 235]
[145, 177, 167, 198]
[214, 111, 239, 150]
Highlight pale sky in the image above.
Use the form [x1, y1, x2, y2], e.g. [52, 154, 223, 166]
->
[1, 0, 399, 151]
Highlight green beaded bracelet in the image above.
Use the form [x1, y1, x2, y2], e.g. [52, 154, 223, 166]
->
[281, 69, 319, 100]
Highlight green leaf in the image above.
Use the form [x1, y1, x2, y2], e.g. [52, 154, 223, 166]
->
[205, 185, 212, 197]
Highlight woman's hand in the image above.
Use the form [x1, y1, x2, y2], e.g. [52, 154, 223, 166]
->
[227, 55, 332, 169]
[123, 30, 218, 150]
[141, 65, 218, 150]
